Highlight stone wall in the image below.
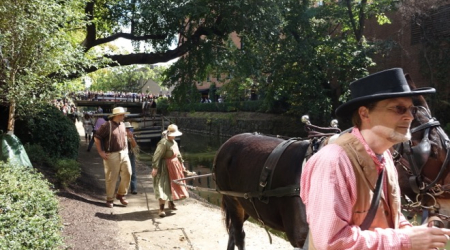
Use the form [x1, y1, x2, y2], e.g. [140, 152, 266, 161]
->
[168, 112, 309, 138]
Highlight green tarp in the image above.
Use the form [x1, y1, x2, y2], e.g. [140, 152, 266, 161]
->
[1, 133, 32, 167]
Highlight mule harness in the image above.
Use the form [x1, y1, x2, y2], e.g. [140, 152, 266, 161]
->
[393, 106, 450, 226]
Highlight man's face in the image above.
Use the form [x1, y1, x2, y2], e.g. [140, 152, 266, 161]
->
[366, 97, 415, 144]
[114, 114, 126, 122]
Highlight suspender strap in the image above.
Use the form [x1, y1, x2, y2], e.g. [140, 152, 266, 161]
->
[108, 121, 111, 152]
[360, 168, 385, 230]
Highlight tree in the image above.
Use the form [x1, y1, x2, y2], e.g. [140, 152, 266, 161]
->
[89, 65, 167, 93]
[74, 0, 288, 76]
[164, 0, 397, 123]
[0, 0, 91, 133]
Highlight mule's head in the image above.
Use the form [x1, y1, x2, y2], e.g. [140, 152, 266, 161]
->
[396, 74, 450, 202]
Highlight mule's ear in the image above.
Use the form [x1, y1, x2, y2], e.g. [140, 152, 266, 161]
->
[404, 73, 417, 90]
[405, 73, 429, 109]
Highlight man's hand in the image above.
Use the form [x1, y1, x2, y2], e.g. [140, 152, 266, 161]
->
[151, 168, 157, 177]
[400, 226, 450, 250]
[98, 151, 108, 161]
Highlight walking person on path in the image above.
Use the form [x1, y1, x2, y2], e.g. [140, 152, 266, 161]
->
[82, 113, 94, 142]
[94, 107, 132, 208]
[124, 122, 138, 194]
[151, 124, 196, 217]
[87, 115, 107, 152]
[300, 68, 450, 250]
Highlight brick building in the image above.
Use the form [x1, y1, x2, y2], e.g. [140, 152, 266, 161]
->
[365, 1, 450, 93]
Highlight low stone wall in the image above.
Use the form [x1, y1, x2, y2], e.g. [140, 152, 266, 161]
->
[168, 112, 307, 138]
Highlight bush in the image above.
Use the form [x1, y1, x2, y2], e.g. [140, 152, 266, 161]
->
[51, 158, 81, 187]
[24, 143, 50, 167]
[24, 143, 81, 188]
[0, 162, 63, 249]
[15, 104, 80, 160]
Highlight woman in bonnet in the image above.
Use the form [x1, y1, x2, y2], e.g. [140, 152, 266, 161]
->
[151, 124, 196, 217]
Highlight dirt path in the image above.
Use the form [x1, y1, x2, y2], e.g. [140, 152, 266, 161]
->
[58, 121, 293, 250]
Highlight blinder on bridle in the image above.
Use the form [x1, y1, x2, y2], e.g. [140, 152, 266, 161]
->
[393, 105, 450, 198]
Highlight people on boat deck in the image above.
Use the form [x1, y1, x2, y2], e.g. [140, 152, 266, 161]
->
[300, 68, 450, 250]
[149, 99, 157, 119]
[124, 122, 138, 194]
[94, 107, 132, 208]
[151, 124, 196, 217]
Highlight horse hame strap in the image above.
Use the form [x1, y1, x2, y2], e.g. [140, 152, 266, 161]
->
[258, 139, 298, 199]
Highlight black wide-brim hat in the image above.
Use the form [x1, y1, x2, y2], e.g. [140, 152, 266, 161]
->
[335, 68, 435, 119]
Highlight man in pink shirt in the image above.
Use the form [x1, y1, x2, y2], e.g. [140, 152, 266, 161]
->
[300, 68, 450, 250]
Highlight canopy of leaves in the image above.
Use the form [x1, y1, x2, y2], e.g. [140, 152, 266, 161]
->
[164, 0, 397, 124]
[0, 0, 92, 120]
[89, 65, 167, 93]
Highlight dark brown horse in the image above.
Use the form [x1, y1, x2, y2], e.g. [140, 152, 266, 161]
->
[213, 133, 311, 249]
[213, 75, 450, 249]
[394, 75, 450, 225]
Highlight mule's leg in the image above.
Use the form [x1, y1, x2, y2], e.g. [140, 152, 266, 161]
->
[223, 195, 247, 250]
[281, 199, 309, 249]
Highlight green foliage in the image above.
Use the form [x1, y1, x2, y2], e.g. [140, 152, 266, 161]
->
[0, 162, 63, 249]
[51, 159, 81, 187]
[164, 0, 396, 124]
[0, 0, 92, 120]
[170, 100, 263, 113]
[24, 143, 50, 167]
[89, 65, 168, 93]
[24, 144, 81, 187]
[156, 97, 170, 115]
[15, 104, 80, 160]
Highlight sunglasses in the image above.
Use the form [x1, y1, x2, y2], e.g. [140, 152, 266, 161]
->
[386, 105, 418, 115]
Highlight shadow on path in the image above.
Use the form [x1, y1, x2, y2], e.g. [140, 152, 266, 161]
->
[95, 210, 153, 222]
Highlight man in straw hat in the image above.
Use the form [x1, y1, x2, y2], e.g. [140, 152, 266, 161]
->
[94, 107, 132, 208]
[300, 68, 450, 249]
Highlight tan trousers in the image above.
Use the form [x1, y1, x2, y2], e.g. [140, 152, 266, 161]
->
[103, 150, 131, 201]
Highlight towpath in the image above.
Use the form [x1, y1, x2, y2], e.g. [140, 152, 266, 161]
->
[57, 120, 293, 250]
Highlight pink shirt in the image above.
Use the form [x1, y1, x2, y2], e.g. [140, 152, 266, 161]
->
[300, 127, 412, 250]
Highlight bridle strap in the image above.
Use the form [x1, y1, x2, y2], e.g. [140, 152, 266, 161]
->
[401, 113, 450, 195]
[410, 120, 440, 133]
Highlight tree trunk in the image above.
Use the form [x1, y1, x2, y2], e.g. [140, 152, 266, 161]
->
[7, 100, 15, 135]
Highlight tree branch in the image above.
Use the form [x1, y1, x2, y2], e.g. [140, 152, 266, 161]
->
[87, 33, 169, 50]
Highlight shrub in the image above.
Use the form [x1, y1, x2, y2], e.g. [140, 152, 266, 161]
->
[50, 158, 81, 187]
[0, 161, 63, 249]
[24, 143, 81, 188]
[15, 104, 80, 160]
[24, 143, 49, 167]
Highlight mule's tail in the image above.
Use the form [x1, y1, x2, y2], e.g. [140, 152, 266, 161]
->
[221, 197, 232, 233]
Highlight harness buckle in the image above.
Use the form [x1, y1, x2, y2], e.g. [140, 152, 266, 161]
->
[260, 181, 267, 187]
